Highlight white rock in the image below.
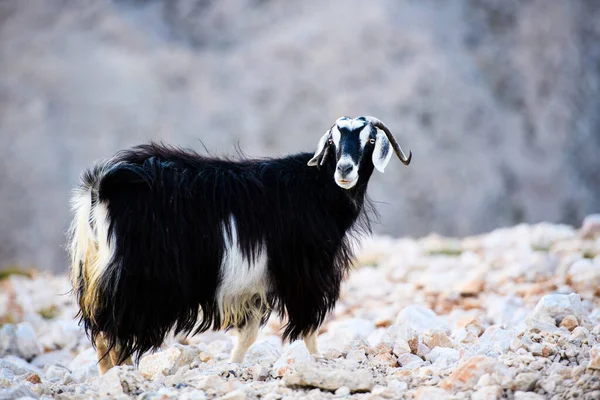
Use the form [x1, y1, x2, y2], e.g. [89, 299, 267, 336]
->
[39, 319, 82, 351]
[485, 295, 529, 329]
[244, 337, 282, 365]
[94, 366, 146, 397]
[0, 385, 38, 400]
[45, 364, 72, 384]
[426, 347, 460, 370]
[580, 214, 600, 238]
[139, 347, 183, 379]
[472, 385, 502, 400]
[207, 339, 233, 360]
[587, 344, 600, 370]
[397, 353, 424, 369]
[388, 379, 408, 392]
[0, 324, 16, 357]
[318, 318, 375, 352]
[510, 372, 539, 391]
[530, 223, 576, 250]
[415, 386, 450, 400]
[393, 305, 449, 334]
[249, 364, 269, 381]
[31, 349, 71, 369]
[478, 325, 517, 355]
[422, 329, 453, 349]
[334, 386, 351, 396]
[0, 357, 41, 376]
[567, 259, 600, 295]
[272, 341, 313, 377]
[284, 363, 374, 393]
[14, 322, 42, 360]
[514, 392, 545, 400]
[217, 390, 247, 400]
[69, 347, 99, 381]
[526, 293, 588, 332]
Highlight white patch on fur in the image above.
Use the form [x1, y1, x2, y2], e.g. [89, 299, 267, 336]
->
[336, 117, 367, 132]
[331, 126, 341, 147]
[69, 188, 95, 292]
[359, 126, 372, 149]
[92, 201, 113, 277]
[217, 216, 268, 326]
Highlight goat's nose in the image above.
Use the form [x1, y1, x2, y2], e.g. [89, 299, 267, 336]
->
[337, 163, 353, 174]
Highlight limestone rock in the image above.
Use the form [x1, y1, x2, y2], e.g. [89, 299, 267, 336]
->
[284, 363, 374, 393]
[426, 347, 460, 370]
[318, 318, 375, 352]
[567, 259, 600, 296]
[0, 323, 42, 361]
[441, 356, 510, 392]
[393, 305, 449, 335]
[510, 372, 539, 392]
[514, 392, 545, 400]
[244, 337, 282, 365]
[0, 385, 38, 400]
[580, 214, 600, 239]
[472, 385, 502, 400]
[139, 347, 184, 379]
[15, 323, 43, 361]
[397, 353, 424, 369]
[526, 293, 588, 332]
[414, 386, 450, 400]
[94, 366, 146, 397]
[30, 349, 71, 369]
[69, 347, 99, 382]
[422, 329, 453, 349]
[587, 344, 600, 370]
[272, 341, 313, 377]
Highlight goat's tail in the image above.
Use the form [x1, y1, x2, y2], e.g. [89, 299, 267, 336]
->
[68, 165, 114, 346]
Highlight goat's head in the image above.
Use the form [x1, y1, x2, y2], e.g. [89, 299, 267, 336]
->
[308, 116, 412, 189]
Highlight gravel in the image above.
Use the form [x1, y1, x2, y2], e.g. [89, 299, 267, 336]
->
[1, 219, 600, 399]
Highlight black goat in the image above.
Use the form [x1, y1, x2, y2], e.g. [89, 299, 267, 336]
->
[68, 116, 411, 373]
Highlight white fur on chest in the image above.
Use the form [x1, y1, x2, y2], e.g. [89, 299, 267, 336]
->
[216, 216, 268, 327]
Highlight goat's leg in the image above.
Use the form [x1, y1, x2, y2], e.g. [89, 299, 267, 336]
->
[303, 330, 321, 357]
[109, 345, 133, 368]
[95, 333, 115, 375]
[230, 316, 260, 364]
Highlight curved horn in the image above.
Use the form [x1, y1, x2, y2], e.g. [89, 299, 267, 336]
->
[364, 116, 412, 165]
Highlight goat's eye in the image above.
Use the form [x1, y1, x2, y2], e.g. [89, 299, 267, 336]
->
[328, 139, 333, 145]
[369, 138, 376, 145]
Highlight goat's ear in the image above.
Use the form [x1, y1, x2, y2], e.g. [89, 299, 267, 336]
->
[372, 131, 393, 173]
[307, 131, 331, 167]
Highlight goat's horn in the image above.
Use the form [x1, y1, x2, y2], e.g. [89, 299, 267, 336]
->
[364, 116, 412, 165]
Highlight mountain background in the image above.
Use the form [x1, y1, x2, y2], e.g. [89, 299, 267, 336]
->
[1, 0, 599, 272]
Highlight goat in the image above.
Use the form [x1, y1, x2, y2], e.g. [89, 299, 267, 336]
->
[68, 116, 412, 374]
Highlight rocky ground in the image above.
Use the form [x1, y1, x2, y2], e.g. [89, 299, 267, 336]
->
[2, 216, 600, 399]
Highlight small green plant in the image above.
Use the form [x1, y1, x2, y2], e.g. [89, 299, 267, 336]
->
[0, 267, 33, 281]
[427, 248, 463, 256]
[530, 245, 550, 252]
[37, 305, 59, 320]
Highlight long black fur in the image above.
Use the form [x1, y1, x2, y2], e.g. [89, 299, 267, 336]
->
[75, 142, 376, 364]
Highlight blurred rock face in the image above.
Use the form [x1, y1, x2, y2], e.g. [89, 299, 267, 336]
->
[0, 0, 598, 271]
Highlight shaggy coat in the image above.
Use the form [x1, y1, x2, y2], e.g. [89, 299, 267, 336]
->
[70, 144, 373, 365]
[69, 116, 411, 372]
